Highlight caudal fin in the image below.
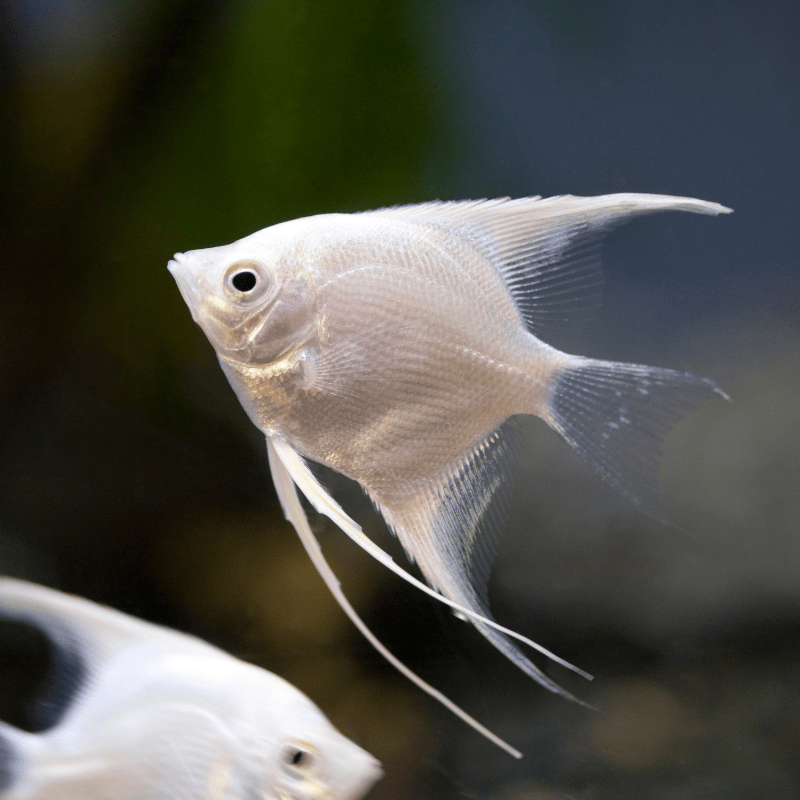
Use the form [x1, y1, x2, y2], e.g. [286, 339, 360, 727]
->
[547, 358, 729, 525]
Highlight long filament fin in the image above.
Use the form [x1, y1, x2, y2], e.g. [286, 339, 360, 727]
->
[271, 438, 590, 680]
[267, 438, 523, 758]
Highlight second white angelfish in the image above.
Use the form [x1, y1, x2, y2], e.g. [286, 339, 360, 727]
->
[0, 578, 382, 799]
[169, 194, 731, 755]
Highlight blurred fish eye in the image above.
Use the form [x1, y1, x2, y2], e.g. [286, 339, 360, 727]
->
[222, 259, 272, 303]
[280, 741, 319, 777]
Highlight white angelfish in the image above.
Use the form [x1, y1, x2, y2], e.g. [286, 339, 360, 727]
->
[0, 578, 382, 799]
[169, 194, 731, 756]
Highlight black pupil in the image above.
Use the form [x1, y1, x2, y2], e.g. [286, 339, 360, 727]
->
[289, 750, 306, 766]
[232, 271, 257, 292]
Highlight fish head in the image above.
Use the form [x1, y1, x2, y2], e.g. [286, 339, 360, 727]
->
[168, 224, 317, 365]
[236, 669, 382, 800]
[268, 727, 382, 800]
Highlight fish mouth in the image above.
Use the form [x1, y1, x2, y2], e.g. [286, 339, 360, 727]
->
[328, 751, 383, 800]
[168, 253, 218, 335]
[168, 255, 198, 316]
[349, 758, 383, 800]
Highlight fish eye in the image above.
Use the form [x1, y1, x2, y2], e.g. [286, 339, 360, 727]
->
[222, 259, 273, 303]
[280, 741, 319, 777]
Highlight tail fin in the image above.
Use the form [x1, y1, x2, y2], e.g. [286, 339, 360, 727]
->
[547, 358, 729, 525]
[0, 720, 39, 797]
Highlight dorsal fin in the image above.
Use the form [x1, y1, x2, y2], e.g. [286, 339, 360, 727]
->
[372, 194, 732, 337]
[0, 579, 215, 732]
[0, 580, 190, 666]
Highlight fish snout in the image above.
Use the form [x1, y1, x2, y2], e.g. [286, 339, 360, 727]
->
[167, 256, 187, 283]
[352, 756, 383, 800]
[167, 253, 187, 278]
[167, 257, 203, 323]
[330, 748, 383, 800]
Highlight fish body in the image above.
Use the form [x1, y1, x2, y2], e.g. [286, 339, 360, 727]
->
[0, 578, 382, 799]
[169, 194, 730, 749]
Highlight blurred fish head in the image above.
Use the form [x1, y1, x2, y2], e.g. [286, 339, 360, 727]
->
[168, 222, 317, 365]
[237, 668, 383, 800]
[0, 578, 382, 800]
[243, 684, 383, 800]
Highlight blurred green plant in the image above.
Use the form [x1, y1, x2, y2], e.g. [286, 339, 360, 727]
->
[2, 0, 431, 426]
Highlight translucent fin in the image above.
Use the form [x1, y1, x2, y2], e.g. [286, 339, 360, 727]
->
[270, 437, 589, 678]
[266, 438, 524, 758]
[0, 579, 192, 667]
[547, 358, 730, 524]
[305, 319, 416, 399]
[403, 422, 522, 608]
[375, 428, 593, 706]
[371, 194, 732, 337]
[0, 578, 213, 734]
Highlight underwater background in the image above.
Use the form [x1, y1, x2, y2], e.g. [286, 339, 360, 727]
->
[1, 1, 798, 797]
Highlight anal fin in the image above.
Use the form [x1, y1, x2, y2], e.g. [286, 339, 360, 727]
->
[266, 438, 524, 758]
[376, 424, 592, 705]
[270, 436, 590, 679]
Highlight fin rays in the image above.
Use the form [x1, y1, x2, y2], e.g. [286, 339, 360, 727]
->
[270, 437, 589, 680]
[373, 194, 731, 337]
[269, 431, 594, 755]
[376, 426, 593, 706]
[267, 438, 524, 759]
[548, 359, 730, 523]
